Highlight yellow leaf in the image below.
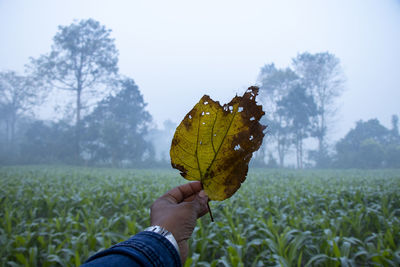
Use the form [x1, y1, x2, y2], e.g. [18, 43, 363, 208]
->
[170, 86, 266, 200]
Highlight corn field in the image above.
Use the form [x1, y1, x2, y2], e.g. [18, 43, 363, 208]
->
[0, 166, 399, 266]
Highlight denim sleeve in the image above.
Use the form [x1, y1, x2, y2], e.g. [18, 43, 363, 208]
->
[81, 231, 182, 267]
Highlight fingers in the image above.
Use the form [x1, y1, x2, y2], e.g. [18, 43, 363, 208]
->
[163, 181, 203, 204]
[159, 182, 209, 218]
[192, 190, 209, 218]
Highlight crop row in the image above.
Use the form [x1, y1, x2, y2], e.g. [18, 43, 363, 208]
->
[0, 166, 399, 266]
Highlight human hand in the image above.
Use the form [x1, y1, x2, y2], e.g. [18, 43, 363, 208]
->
[150, 181, 209, 264]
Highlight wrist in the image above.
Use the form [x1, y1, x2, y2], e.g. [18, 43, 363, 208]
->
[143, 225, 180, 255]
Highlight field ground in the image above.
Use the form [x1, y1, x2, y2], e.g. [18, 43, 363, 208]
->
[0, 166, 399, 266]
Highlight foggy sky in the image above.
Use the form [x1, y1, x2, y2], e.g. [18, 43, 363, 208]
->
[1, 0, 400, 142]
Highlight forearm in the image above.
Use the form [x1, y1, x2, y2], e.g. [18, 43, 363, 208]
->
[81, 231, 182, 267]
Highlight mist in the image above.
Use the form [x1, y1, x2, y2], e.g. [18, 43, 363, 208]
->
[2, 2, 400, 266]
[1, 0, 400, 168]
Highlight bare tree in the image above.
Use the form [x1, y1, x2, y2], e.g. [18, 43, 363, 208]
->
[30, 19, 119, 160]
[293, 52, 344, 166]
[0, 71, 40, 143]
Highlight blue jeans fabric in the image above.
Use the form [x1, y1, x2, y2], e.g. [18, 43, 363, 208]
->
[81, 231, 182, 267]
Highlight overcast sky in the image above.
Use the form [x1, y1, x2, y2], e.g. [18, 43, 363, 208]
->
[1, 0, 399, 142]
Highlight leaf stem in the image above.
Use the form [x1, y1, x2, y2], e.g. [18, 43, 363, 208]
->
[207, 200, 214, 222]
[200, 182, 214, 221]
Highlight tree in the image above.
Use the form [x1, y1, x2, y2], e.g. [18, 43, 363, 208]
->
[335, 119, 394, 168]
[19, 120, 75, 164]
[0, 71, 40, 143]
[391, 114, 399, 139]
[293, 52, 344, 166]
[82, 78, 153, 166]
[258, 64, 298, 167]
[387, 114, 400, 167]
[30, 19, 119, 160]
[147, 120, 177, 163]
[277, 85, 317, 168]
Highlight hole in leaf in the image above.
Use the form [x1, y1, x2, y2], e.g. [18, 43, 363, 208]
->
[249, 135, 254, 140]
[214, 134, 217, 137]
[200, 141, 203, 145]
[201, 111, 205, 116]
[206, 112, 210, 115]
[238, 107, 243, 112]
[250, 117, 255, 121]
[229, 106, 233, 111]
[234, 144, 241, 151]
[202, 122, 206, 125]
[204, 101, 208, 105]
[188, 115, 192, 119]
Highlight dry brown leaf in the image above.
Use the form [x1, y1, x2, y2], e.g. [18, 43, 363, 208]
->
[170, 86, 266, 201]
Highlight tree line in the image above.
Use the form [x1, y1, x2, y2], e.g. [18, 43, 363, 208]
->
[256, 52, 343, 168]
[254, 53, 400, 168]
[1, 19, 399, 168]
[0, 19, 154, 166]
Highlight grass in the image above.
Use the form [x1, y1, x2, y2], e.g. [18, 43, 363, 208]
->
[0, 166, 399, 266]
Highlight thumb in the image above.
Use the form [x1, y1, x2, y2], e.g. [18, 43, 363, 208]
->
[192, 190, 209, 218]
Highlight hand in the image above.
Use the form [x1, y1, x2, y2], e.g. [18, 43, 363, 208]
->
[150, 181, 209, 264]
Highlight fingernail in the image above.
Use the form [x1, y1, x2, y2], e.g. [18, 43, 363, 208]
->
[199, 190, 207, 198]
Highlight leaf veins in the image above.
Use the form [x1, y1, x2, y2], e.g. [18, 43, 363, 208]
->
[170, 86, 266, 201]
